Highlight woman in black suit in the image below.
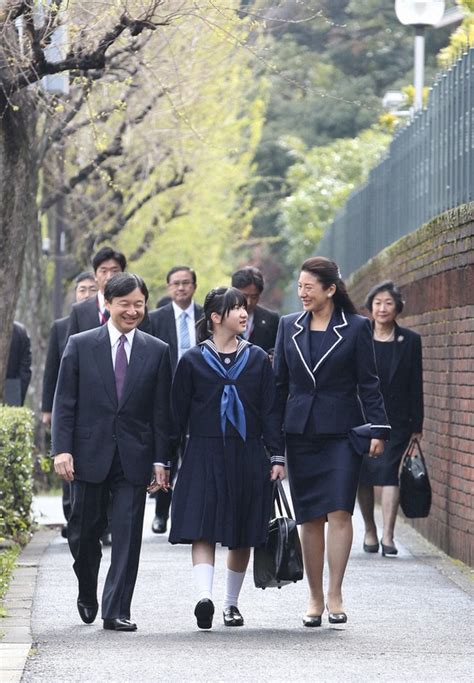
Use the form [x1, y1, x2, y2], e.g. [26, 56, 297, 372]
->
[358, 281, 423, 557]
[273, 257, 390, 627]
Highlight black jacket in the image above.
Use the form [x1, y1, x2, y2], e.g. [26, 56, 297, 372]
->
[171, 340, 284, 460]
[6, 322, 32, 405]
[41, 316, 69, 412]
[149, 302, 203, 372]
[248, 305, 279, 353]
[378, 322, 423, 433]
[273, 308, 390, 438]
[52, 326, 173, 485]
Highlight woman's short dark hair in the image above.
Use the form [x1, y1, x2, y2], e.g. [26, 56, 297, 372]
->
[196, 287, 247, 343]
[231, 266, 264, 293]
[92, 246, 127, 273]
[104, 273, 149, 303]
[364, 280, 404, 314]
[300, 257, 357, 314]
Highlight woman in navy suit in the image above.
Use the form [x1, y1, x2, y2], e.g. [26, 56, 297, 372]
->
[358, 281, 423, 557]
[169, 287, 285, 630]
[273, 257, 390, 627]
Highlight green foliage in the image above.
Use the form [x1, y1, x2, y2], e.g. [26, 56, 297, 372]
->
[0, 544, 20, 612]
[438, 2, 474, 68]
[0, 407, 34, 544]
[278, 128, 391, 271]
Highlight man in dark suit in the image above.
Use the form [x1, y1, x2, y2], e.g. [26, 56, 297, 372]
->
[52, 273, 173, 631]
[5, 322, 32, 406]
[42, 271, 98, 535]
[42, 271, 98, 425]
[148, 265, 203, 533]
[231, 266, 279, 353]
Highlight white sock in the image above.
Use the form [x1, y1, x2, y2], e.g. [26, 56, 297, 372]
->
[193, 563, 214, 602]
[223, 569, 246, 609]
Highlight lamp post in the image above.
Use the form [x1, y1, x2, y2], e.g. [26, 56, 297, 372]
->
[38, 2, 69, 318]
[395, 1, 446, 111]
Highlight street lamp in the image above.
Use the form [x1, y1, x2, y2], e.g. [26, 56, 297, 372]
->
[395, 1, 446, 111]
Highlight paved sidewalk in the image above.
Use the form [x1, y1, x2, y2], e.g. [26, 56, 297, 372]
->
[1, 494, 473, 682]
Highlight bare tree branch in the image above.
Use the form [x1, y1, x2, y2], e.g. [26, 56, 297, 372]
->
[2, 11, 170, 99]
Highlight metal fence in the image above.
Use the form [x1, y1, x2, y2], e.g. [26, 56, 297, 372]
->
[317, 48, 473, 279]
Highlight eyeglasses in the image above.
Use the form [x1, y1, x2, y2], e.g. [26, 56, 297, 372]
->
[168, 280, 194, 288]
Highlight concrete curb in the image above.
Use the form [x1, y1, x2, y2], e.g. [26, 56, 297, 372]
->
[0, 527, 57, 683]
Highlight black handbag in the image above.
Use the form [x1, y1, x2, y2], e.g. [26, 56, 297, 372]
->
[348, 423, 372, 456]
[399, 438, 432, 518]
[253, 480, 304, 589]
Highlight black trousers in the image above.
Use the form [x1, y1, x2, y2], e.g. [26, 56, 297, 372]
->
[68, 452, 147, 620]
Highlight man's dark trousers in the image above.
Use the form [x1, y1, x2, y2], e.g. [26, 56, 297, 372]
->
[68, 451, 146, 619]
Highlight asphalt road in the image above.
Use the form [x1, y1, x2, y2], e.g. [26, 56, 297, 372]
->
[19, 495, 474, 682]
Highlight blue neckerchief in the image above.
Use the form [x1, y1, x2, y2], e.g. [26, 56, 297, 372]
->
[201, 345, 250, 441]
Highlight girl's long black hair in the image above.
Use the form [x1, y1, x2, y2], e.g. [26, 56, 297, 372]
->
[195, 287, 247, 343]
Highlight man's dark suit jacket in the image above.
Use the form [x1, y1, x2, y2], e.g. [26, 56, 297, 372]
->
[51, 326, 173, 486]
[6, 322, 32, 405]
[149, 302, 203, 372]
[68, 296, 151, 336]
[249, 305, 279, 353]
[41, 316, 69, 413]
[380, 322, 423, 433]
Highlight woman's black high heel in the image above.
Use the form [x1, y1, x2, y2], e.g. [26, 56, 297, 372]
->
[381, 540, 398, 556]
[302, 614, 322, 627]
[326, 604, 347, 624]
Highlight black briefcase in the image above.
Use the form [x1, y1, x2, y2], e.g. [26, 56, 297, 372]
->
[254, 480, 304, 589]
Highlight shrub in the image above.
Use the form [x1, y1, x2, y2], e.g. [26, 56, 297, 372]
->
[0, 406, 35, 544]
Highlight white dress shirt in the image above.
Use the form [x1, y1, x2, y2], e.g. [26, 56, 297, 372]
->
[107, 320, 135, 366]
[97, 291, 108, 324]
[173, 300, 196, 358]
[106, 321, 167, 468]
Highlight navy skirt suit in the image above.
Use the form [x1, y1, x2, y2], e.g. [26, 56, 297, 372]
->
[359, 323, 423, 486]
[273, 308, 390, 523]
[169, 339, 284, 550]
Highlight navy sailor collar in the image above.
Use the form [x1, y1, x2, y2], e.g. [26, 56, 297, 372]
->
[200, 336, 250, 360]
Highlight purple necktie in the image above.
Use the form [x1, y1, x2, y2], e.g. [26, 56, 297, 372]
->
[115, 335, 128, 401]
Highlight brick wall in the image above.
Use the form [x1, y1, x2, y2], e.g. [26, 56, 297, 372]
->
[347, 203, 474, 567]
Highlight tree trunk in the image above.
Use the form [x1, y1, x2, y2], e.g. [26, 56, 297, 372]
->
[0, 97, 38, 403]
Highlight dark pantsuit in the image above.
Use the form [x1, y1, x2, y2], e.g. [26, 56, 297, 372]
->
[68, 452, 147, 619]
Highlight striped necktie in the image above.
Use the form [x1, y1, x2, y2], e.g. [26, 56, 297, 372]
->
[179, 311, 191, 355]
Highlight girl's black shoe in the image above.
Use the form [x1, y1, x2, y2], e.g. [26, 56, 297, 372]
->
[223, 605, 244, 627]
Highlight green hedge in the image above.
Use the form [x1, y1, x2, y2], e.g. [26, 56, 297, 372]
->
[0, 406, 34, 544]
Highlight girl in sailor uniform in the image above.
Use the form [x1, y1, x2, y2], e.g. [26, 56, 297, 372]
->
[273, 257, 390, 628]
[169, 287, 285, 630]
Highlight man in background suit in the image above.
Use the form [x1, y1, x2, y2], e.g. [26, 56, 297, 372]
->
[42, 271, 98, 535]
[52, 273, 173, 631]
[42, 271, 98, 425]
[149, 265, 203, 533]
[231, 266, 279, 353]
[5, 322, 32, 406]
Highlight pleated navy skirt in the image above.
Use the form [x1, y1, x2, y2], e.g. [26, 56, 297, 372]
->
[359, 428, 411, 486]
[169, 436, 272, 550]
[286, 435, 361, 524]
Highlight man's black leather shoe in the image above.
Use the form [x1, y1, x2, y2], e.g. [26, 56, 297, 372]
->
[77, 599, 98, 624]
[152, 515, 167, 534]
[103, 618, 137, 631]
